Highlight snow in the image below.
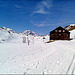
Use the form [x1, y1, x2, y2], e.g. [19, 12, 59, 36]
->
[6, 28, 12, 31]
[66, 25, 71, 30]
[70, 29, 75, 39]
[0, 36, 75, 74]
[0, 28, 12, 42]
[23, 30, 39, 36]
[65, 24, 75, 30]
[70, 24, 75, 26]
[0, 27, 23, 43]
[0, 27, 75, 74]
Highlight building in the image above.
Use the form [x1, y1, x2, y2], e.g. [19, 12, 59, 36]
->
[50, 26, 70, 40]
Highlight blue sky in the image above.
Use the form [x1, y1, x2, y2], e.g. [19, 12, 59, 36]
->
[0, 0, 75, 35]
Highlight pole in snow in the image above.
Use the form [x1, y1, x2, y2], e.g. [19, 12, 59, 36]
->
[23, 37, 26, 43]
[28, 40, 30, 45]
[43, 37, 45, 42]
[32, 37, 34, 45]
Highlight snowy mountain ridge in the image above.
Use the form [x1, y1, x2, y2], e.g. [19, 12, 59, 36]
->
[0, 27, 20, 42]
[0, 27, 16, 33]
[0, 27, 39, 36]
[0, 27, 40, 43]
[0, 26, 12, 31]
[65, 24, 75, 31]
[23, 30, 39, 36]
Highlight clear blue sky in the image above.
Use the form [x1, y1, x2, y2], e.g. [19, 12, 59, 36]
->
[0, 0, 75, 35]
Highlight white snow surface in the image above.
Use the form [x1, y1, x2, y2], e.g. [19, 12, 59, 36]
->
[70, 29, 75, 39]
[65, 24, 75, 30]
[0, 27, 23, 43]
[0, 36, 75, 74]
[70, 24, 75, 26]
[0, 27, 75, 74]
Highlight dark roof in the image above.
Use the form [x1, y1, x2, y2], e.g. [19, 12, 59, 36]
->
[50, 26, 70, 33]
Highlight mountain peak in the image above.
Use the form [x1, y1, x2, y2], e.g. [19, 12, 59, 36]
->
[23, 30, 39, 36]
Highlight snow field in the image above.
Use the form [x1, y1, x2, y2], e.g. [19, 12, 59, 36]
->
[0, 27, 75, 74]
[0, 39, 75, 74]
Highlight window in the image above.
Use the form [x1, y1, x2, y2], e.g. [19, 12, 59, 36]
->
[51, 34, 53, 35]
[55, 30, 57, 32]
[59, 34, 61, 36]
[67, 34, 68, 36]
[56, 36, 58, 37]
[63, 30, 65, 32]
[59, 30, 61, 32]
[55, 33, 58, 35]
[65, 37, 66, 39]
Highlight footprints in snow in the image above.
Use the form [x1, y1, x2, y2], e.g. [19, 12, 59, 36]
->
[26, 60, 40, 72]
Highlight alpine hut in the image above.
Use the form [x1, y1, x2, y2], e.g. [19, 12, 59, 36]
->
[50, 26, 70, 40]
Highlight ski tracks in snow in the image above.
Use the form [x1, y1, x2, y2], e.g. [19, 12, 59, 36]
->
[66, 54, 75, 75]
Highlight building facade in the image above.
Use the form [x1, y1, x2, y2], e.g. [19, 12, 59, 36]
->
[50, 26, 70, 40]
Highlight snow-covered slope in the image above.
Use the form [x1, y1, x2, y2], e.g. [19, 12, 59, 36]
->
[0, 27, 14, 42]
[70, 29, 75, 39]
[0, 26, 75, 74]
[0, 27, 42, 43]
[64, 24, 75, 39]
[65, 24, 75, 31]
[0, 27, 23, 43]
[0, 37, 75, 74]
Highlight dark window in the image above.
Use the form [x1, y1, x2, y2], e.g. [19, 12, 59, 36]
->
[56, 36, 58, 37]
[59, 34, 61, 36]
[65, 37, 66, 39]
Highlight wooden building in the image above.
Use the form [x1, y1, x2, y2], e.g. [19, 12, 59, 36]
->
[50, 26, 70, 40]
